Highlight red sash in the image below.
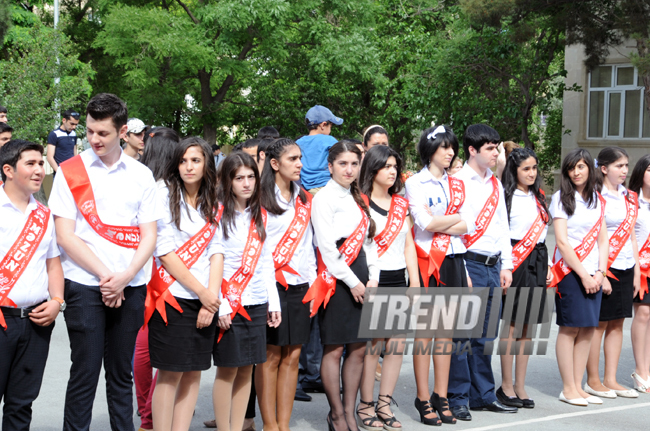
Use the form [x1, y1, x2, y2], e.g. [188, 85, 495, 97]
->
[0, 202, 51, 329]
[303, 203, 369, 317]
[60, 155, 140, 248]
[512, 195, 548, 272]
[414, 176, 465, 287]
[639, 234, 650, 300]
[605, 191, 638, 279]
[375, 195, 408, 258]
[144, 205, 223, 326]
[549, 193, 606, 288]
[217, 209, 267, 342]
[273, 192, 312, 289]
[461, 175, 499, 249]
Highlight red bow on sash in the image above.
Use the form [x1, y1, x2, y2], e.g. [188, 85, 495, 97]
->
[0, 202, 50, 329]
[144, 205, 223, 326]
[461, 175, 499, 250]
[60, 155, 140, 248]
[273, 192, 312, 289]
[512, 195, 548, 272]
[604, 191, 638, 280]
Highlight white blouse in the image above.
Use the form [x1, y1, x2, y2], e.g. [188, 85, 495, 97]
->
[509, 189, 548, 243]
[369, 200, 408, 271]
[311, 179, 380, 288]
[601, 185, 636, 270]
[265, 185, 317, 286]
[550, 190, 603, 275]
[217, 207, 281, 316]
[154, 186, 224, 300]
[636, 191, 650, 259]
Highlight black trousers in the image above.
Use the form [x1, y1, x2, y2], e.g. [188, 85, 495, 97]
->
[62, 280, 146, 431]
[0, 315, 54, 431]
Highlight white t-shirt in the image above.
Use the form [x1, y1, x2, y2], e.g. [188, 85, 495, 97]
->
[601, 185, 636, 270]
[509, 189, 548, 243]
[369, 199, 408, 271]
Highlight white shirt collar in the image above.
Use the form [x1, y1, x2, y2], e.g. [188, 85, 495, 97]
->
[601, 184, 627, 198]
[0, 185, 38, 213]
[513, 188, 532, 197]
[419, 167, 447, 184]
[327, 178, 352, 198]
[274, 183, 298, 205]
[88, 147, 128, 172]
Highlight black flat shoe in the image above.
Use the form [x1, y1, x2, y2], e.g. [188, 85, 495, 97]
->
[414, 398, 441, 426]
[496, 387, 524, 408]
[429, 392, 456, 424]
[449, 405, 472, 421]
[295, 387, 312, 402]
[470, 400, 518, 413]
[518, 397, 535, 408]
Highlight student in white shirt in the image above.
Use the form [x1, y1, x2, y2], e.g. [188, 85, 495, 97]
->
[256, 138, 316, 431]
[357, 145, 419, 430]
[405, 125, 473, 425]
[498, 147, 552, 410]
[0, 140, 64, 430]
[148, 137, 223, 431]
[212, 152, 281, 431]
[549, 148, 609, 406]
[310, 141, 379, 431]
[629, 154, 650, 392]
[585, 147, 641, 399]
[49, 93, 160, 431]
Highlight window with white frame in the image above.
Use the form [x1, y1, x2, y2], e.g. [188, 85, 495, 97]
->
[588, 64, 650, 139]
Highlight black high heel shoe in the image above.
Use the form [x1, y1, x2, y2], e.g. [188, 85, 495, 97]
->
[430, 392, 457, 424]
[414, 398, 441, 426]
[328, 411, 352, 431]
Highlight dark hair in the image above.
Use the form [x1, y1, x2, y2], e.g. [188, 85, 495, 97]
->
[218, 152, 265, 241]
[305, 118, 319, 132]
[257, 126, 280, 140]
[327, 141, 376, 238]
[63, 109, 80, 120]
[502, 147, 549, 223]
[211, 144, 220, 152]
[0, 106, 6, 114]
[164, 137, 219, 230]
[257, 137, 275, 162]
[359, 145, 404, 197]
[629, 154, 650, 196]
[86, 93, 128, 130]
[0, 123, 13, 134]
[260, 138, 308, 215]
[0, 139, 44, 182]
[417, 125, 459, 168]
[596, 146, 634, 203]
[362, 125, 389, 148]
[242, 138, 260, 149]
[559, 148, 597, 217]
[463, 124, 500, 158]
[140, 127, 180, 181]
[232, 142, 244, 152]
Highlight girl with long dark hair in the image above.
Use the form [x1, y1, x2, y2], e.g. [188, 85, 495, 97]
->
[305, 141, 379, 431]
[630, 154, 650, 392]
[585, 147, 640, 399]
[255, 138, 316, 431]
[212, 152, 282, 431]
[548, 148, 609, 406]
[147, 137, 223, 431]
[404, 125, 472, 425]
[498, 147, 551, 409]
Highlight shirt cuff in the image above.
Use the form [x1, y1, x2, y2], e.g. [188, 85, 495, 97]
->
[460, 213, 476, 235]
[219, 300, 233, 317]
[341, 273, 361, 290]
[501, 258, 514, 271]
[368, 266, 380, 283]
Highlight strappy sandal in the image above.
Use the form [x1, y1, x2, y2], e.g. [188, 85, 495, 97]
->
[356, 399, 383, 431]
[430, 392, 457, 424]
[632, 372, 650, 393]
[376, 394, 402, 431]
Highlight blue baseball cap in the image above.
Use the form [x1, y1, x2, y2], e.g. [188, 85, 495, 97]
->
[305, 105, 344, 126]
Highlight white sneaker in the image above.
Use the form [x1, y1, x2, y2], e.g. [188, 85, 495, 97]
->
[584, 383, 616, 399]
[559, 392, 588, 406]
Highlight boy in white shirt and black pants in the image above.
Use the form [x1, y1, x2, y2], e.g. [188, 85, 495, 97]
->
[0, 140, 64, 430]
[448, 124, 516, 420]
[49, 94, 159, 431]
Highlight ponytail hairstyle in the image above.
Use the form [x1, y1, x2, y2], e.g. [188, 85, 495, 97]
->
[359, 145, 404, 197]
[140, 127, 180, 181]
[260, 138, 308, 215]
[559, 148, 598, 217]
[163, 137, 218, 230]
[629, 154, 650, 197]
[502, 147, 549, 223]
[217, 152, 266, 241]
[362, 125, 389, 148]
[417, 125, 459, 168]
[596, 146, 634, 203]
[327, 141, 376, 238]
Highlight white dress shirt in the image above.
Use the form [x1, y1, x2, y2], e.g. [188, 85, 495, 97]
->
[265, 185, 317, 286]
[454, 164, 513, 270]
[369, 200, 408, 270]
[217, 207, 281, 316]
[49, 149, 160, 286]
[405, 168, 475, 257]
[636, 190, 650, 255]
[154, 186, 224, 299]
[601, 185, 636, 270]
[550, 190, 603, 275]
[509, 189, 549, 243]
[311, 179, 380, 288]
[1, 187, 60, 308]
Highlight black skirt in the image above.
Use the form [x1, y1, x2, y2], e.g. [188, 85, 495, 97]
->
[213, 303, 268, 367]
[149, 297, 217, 372]
[319, 238, 369, 345]
[267, 282, 311, 346]
[503, 241, 550, 325]
[421, 253, 469, 289]
[379, 269, 407, 287]
[555, 271, 602, 328]
[600, 266, 635, 321]
[634, 277, 650, 304]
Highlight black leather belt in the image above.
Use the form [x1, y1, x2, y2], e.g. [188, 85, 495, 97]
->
[465, 251, 501, 266]
[0, 302, 44, 318]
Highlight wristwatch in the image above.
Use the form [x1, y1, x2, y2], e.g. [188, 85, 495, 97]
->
[52, 296, 66, 312]
[598, 269, 607, 278]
